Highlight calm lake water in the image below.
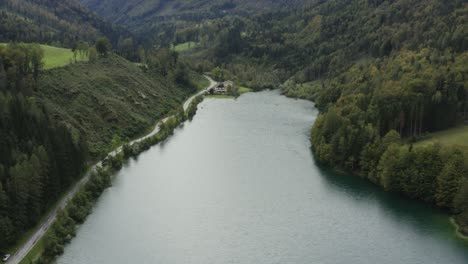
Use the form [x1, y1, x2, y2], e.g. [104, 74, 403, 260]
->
[58, 90, 468, 264]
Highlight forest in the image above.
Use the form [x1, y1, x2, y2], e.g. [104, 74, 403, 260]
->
[0, 43, 87, 249]
[77, 0, 311, 43]
[0, 0, 142, 60]
[0, 0, 467, 260]
[0, 35, 197, 253]
[138, 0, 468, 233]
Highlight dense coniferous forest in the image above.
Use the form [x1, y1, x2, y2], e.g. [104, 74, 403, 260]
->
[0, 44, 87, 249]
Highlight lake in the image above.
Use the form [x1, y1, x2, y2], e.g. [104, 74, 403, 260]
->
[58, 90, 468, 264]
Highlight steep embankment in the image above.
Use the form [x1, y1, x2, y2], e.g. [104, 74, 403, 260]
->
[37, 55, 194, 157]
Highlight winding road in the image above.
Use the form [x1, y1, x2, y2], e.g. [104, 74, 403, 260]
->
[6, 75, 216, 264]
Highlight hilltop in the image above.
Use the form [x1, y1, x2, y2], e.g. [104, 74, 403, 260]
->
[0, 0, 132, 46]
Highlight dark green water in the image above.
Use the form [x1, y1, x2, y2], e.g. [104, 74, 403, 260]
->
[58, 90, 468, 264]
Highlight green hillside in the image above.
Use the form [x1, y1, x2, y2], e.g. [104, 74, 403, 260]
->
[1, 0, 467, 258]
[0, 39, 197, 252]
[0, 0, 131, 47]
[172, 42, 199, 52]
[135, 0, 467, 234]
[77, 0, 311, 44]
[79, 0, 309, 22]
[37, 54, 193, 157]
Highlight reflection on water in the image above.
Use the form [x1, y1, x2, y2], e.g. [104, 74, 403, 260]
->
[58, 90, 468, 264]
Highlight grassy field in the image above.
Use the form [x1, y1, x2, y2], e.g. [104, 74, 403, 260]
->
[415, 125, 468, 153]
[1, 43, 87, 69]
[172, 41, 199, 52]
[41, 44, 87, 69]
[238, 86, 253, 94]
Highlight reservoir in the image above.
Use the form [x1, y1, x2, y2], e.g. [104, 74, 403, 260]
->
[58, 90, 468, 264]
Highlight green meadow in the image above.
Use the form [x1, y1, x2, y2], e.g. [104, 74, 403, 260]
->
[1, 43, 87, 69]
[171, 41, 199, 52]
[415, 125, 468, 155]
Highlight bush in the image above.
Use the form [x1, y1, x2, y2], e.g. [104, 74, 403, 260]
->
[186, 95, 204, 121]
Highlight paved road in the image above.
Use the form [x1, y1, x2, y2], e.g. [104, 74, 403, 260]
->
[6, 75, 216, 264]
[183, 75, 215, 111]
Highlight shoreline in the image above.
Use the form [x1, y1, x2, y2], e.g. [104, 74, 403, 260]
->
[315, 156, 468, 243]
[451, 218, 468, 241]
[7, 76, 215, 264]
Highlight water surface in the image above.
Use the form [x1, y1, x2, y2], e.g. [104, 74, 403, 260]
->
[58, 90, 468, 264]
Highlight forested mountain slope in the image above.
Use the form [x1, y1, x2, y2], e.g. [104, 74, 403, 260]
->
[1, 0, 467, 256]
[173, 0, 467, 137]
[37, 54, 193, 157]
[0, 0, 199, 256]
[79, 0, 309, 21]
[0, 0, 131, 47]
[77, 0, 313, 44]
[0, 44, 88, 250]
[262, 0, 468, 233]
[0, 38, 196, 251]
[183, 0, 466, 86]
[146, 0, 468, 234]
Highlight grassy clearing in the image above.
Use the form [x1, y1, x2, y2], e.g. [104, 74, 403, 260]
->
[415, 125, 468, 149]
[1, 43, 87, 69]
[415, 126, 468, 162]
[238, 86, 252, 94]
[172, 41, 199, 52]
[41, 44, 87, 69]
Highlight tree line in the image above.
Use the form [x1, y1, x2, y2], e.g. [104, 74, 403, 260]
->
[0, 39, 204, 250]
[172, 0, 468, 233]
[309, 52, 468, 232]
[0, 0, 131, 48]
[177, 0, 467, 90]
[0, 44, 87, 250]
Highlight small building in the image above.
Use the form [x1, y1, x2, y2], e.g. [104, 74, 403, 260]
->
[209, 81, 236, 94]
[214, 83, 227, 94]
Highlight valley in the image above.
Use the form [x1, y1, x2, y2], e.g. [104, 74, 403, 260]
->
[0, 0, 467, 263]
